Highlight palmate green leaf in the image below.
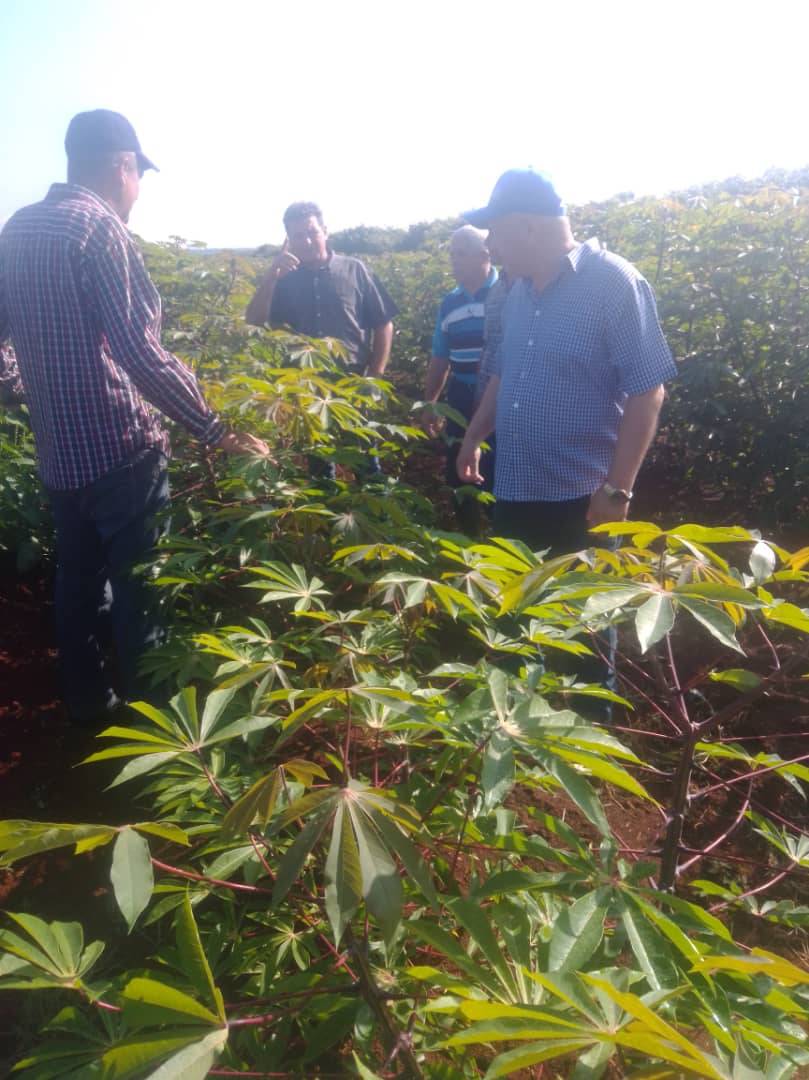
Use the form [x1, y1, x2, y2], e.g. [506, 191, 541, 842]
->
[482, 728, 515, 811]
[324, 802, 363, 945]
[675, 582, 765, 607]
[176, 894, 224, 1022]
[450, 900, 518, 1000]
[110, 828, 154, 932]
[497, 552, 582, 614]
[763, 601, 809, 634]
[170, 686, 201, 741]
[617, 894, 680, 990]
[583, 586, 649, 618]
[0, 821, 116, 864]
[146, 1024, 227, 1080]
[529, 746, 610, 836]
[271, 801, 336, 909]
[709, 668, 762, 691]
[544, 745, 655, 803]
[485, 1040, 597, 1078]
[120, 976, 221, 1027]
[548, 889, 609, 973]
[200, 713, 278, 747]
[635, 593, 676, 652]
[581, 974, 724, 1077]
[627, 893, 703, 964]
[352, 1051, 384, 1079]
[12, 1033, 199, 1079]
[348, 801, 403, 944]
[1, 915, 76, 977]
[198, 686, 238, 740]
[99, 1031, 211, 1079]
[407, 920, 502, 998]
[221, 769, 283, 837]
[131, 822, 190, 846]
[678, 597, 745, 654]
[363, 805, 438, 907]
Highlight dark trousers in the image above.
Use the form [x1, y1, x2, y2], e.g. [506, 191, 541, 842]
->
[494, 496, 616, 719]
[47, 447, 170, 720]
[445, 377, 495, 533]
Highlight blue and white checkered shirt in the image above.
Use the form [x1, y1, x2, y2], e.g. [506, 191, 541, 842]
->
[492, 238, 676, 502]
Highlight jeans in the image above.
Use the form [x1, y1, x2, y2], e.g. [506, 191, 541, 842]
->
[47, 447, 170, 720]
[494, 496, 617, 720]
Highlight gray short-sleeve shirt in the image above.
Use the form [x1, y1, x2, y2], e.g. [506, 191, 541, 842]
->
[269, 253, 398, 370]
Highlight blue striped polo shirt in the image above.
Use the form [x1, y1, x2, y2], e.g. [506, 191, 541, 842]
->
[431, 268, 498, 384]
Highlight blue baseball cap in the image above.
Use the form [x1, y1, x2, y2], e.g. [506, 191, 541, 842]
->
[464, 169, 564, 227]
[65, 110, 158, 173]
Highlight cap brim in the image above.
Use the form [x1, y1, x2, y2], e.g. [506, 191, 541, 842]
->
[463, 206, 493, 228]
[137, 152, 159, 173]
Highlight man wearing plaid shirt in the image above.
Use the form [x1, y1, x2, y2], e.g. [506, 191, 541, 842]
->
[0, 110, 269, 725]
[458, 169, 676, 553]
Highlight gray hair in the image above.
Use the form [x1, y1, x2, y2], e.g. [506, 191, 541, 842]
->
[450, 224, 489, 254]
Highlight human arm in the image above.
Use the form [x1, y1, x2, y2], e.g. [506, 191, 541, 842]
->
[366, 320, 393, 376]
[89, 224, 267, 455]
[245, 242, 299, 327]
[456, 374, 499, 484]
[587, 385, 665, 525]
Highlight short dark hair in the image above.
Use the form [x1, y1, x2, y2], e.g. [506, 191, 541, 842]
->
[283, 201, 325, 232]
[67, 149, 141, 184]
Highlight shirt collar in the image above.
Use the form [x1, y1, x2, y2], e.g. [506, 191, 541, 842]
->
[459, 266, 499, 301]
[46, 183, 118, 217]
[565, 237, 601, 273]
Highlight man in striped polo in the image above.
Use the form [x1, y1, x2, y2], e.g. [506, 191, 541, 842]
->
[422, 225, 498, 530]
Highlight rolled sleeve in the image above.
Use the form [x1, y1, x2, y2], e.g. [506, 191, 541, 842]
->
[88, 224, 225, 444]
[609, 275, 677, 397]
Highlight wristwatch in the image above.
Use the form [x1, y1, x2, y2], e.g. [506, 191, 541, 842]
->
[602, 481, 633, 502]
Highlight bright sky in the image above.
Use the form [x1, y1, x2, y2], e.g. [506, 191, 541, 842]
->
[1, 0, 807, 248]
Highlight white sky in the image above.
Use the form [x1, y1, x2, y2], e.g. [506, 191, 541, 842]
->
[1, 0, 807, 247]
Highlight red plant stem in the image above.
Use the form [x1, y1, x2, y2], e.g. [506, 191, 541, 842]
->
[94, 998, 122, 1013]
[692, 750, 809, 799]
[151, 858, 274, 895]
[342, 690, 352, 774]
[677, 781, 753, 874]
[227, 1012, 281, 1027]
[696, 648, 809, 736]
[710, 866, 794, 913]
[658, 636, 696, 891]
[199, 755, 233, 807]
[757, 619, 781, 671]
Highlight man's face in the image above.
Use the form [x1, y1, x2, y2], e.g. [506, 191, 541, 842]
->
[115, 154, 141, 223]
[486, 214, 537, 277]
[287, 215, 329, 266]
[450, 237, 490, 289]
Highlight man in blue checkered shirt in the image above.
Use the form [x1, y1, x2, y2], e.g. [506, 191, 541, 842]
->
[458, 169, 677, 553]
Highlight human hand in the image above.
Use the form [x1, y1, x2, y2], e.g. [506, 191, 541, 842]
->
[215, 430, 272, 458]
[267, 239, 299, 281]
[586, 486, 630, 528]
[456, 438, 483, 484]
[420, 405, 442, 438]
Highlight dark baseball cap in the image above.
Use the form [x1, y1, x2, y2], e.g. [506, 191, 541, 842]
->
[64, 110, 158, 172]
[464, 169, 564, 227]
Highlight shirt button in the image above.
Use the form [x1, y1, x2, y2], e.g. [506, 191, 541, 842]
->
[527, 339, 534, 346]
[513, 401, 519, 409]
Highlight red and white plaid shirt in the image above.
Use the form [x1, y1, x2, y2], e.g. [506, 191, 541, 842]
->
[0, 183, 224, 490]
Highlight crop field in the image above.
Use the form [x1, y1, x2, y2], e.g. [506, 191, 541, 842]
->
[1, 173, 809, 1078]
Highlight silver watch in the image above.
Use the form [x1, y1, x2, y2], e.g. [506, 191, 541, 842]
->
[602, 481, 633, 502]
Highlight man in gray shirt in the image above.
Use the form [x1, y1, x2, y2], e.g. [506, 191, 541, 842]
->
[246, 201, 397, 375]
